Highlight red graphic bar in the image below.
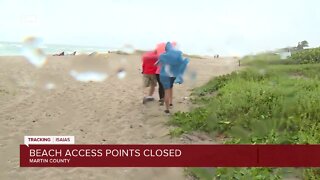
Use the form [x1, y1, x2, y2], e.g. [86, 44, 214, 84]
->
[259, 145, 320, 167]
[20, 145, 320, 167]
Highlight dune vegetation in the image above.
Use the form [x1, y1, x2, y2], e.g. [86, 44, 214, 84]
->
[170, 49, 320, 179]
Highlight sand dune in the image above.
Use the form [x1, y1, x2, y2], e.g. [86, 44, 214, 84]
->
[0, 54, 238, 180]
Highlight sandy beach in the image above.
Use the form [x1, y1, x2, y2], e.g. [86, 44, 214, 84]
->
[0, 53, 238, 180]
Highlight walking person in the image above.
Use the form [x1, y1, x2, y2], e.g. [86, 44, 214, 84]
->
[155, 67, 165, 105]
[155, 42, 177, 106]
[141, 50, 158, 104]
[156, 42, 189, 115]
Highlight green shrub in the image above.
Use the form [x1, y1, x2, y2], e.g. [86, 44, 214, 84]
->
[290, 48, 320, 64]
[170, 55, 320, 179]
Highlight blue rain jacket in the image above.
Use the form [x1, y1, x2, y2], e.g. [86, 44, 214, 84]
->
[158, 42, 189, 84]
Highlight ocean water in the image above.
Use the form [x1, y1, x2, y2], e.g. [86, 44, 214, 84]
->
[0, 41, 112, 56]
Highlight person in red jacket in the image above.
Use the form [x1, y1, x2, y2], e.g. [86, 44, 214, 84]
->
[142, 50, 158, 104]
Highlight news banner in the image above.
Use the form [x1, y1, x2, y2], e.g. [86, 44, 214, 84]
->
[21, 136, 320, 167]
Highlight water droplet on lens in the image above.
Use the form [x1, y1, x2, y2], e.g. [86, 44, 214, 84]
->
[117, 69, 126, 79]
[164, 65, 174, 77]
[33, 72, 62, 91]
[189, 71, 197, 81]
[68, 55, 110, 82]
[121, 44, 135, 54]
[184, 69, 197, 86]
[259, 69, 266, 75]
[70, 70, 108, 82]
[22, 36, 47, 68]
[45, 83, 56, 90]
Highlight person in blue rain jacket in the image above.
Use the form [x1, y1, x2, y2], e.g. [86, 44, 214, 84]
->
[156, 42, 189, 115]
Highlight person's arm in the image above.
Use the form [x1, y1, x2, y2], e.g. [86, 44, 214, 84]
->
[154, 59, 160, 66]
[155, 54, 164, 65]
[141, 57, 145, 74]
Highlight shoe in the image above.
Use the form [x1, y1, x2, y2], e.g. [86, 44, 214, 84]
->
[142, 97, 148, 104]
[159, 99, 164, 106]
[143, 97, 155, 104]
[164, 110, 170, 115]
[146, 96, 155, 101]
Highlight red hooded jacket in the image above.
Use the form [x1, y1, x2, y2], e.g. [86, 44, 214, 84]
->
[142, 51, 158, 74]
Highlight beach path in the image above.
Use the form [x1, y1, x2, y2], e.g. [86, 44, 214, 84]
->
[0, 54, 239, 180]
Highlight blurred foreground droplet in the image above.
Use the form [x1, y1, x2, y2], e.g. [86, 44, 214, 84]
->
[164, 65, 174, 77]
[186, 70, 197, 81]
[259, 68, 266, 75]
[184, 69, 197, 86]
[34, 73, 62, 91]
[117, 69, 126, 79]
[68, 54, 110, 82]
[45, 83, 56, 90]
[121, 44, 135, 54]
[70, 70, 108, 82]
[22, 36, 47, 68]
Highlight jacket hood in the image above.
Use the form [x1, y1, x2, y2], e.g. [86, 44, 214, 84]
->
[165, 42, 174, 52]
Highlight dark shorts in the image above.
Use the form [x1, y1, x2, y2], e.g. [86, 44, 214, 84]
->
[160, 76, 176, 89]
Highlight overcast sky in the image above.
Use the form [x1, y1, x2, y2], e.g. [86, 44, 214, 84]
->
[0, 0, 319, 55]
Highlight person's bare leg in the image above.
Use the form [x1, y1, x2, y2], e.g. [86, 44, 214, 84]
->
[148, 85, 155, 97]
[164, 89, 170, 111]
[169, 88, 173, 105]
